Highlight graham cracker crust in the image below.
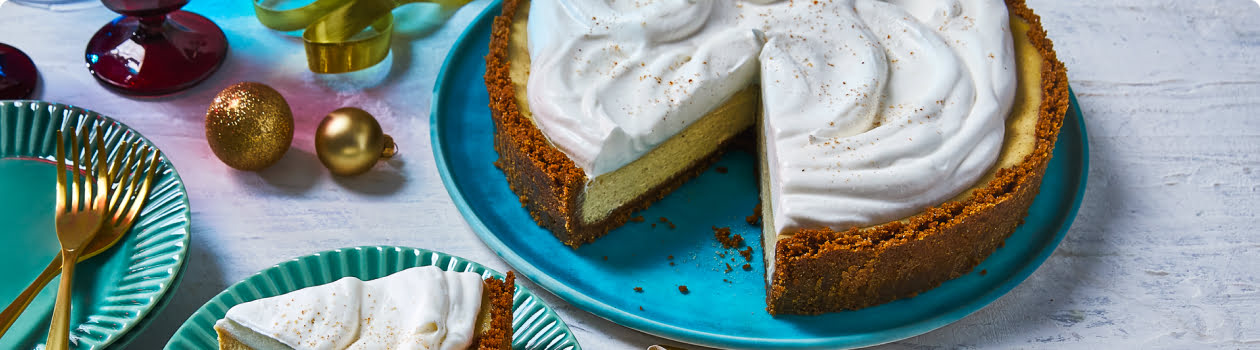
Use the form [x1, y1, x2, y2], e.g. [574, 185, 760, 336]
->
[473, 272, 515, 349]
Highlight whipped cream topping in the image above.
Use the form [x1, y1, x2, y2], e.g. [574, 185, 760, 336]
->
[527, 0, 1016, 232]
[215, 266, 484, 350]
[526, 0, 764, 176]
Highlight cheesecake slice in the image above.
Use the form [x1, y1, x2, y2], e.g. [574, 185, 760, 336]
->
[214, 266, 514, 349]
[488, 0, 760, 247]
[762, 1, 1069, 313]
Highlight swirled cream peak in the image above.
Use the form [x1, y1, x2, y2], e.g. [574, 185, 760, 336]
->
[526, 0, 765, 176]
[527, 0, 1016, 231]
[215, 266, 484, 350]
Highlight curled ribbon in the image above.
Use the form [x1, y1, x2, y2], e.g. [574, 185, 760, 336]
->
[255, 0, 470, 73]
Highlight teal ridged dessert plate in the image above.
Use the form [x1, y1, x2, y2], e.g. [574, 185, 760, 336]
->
[430, 2, 1089, 349]
[164, 246, 581, 349]
[0, 101, 192, 349]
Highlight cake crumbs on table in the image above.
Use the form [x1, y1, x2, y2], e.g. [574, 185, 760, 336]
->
[742, 263, 752, 271]
[658, 217, 676, 229]
[634, 287, 643, 292]
[739, 246, 754, 262]
[639, 306, 644, 311]
[714, 226, 743, 248]
[746, 201, 762, 226]
[669, 261, 675, 266]
[630, 215, 645, 222]
[602, 256, 608, 261]
[667, 255, 674, 260]
[725, 263, 733, 273]
[678, 285, 689, 294]
[716, 166, 728, 174]
[980, 269, 988, 276]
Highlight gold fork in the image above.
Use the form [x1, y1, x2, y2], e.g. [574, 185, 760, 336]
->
[0, 138, 162, 337]
[45, 125, 109, 350]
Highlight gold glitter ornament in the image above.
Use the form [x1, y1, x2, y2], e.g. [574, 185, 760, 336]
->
[204, 82, 294, 171]
[315, 107, 397, 176]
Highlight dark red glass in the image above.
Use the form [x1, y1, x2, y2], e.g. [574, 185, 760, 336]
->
[0, 43, 38, 100]
[85, 0, 228, 95]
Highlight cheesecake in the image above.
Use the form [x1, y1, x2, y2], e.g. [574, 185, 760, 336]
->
[214, 266, 514, 349]
[486, 0, 1069, 314]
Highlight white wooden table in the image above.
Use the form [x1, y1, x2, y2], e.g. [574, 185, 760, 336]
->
[0, 0, 1256, 348]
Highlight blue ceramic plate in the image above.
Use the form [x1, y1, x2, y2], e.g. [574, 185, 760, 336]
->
[0, 101, 192, 349]
[164, 246, 581, 350]
[430, 2, 1089, 348]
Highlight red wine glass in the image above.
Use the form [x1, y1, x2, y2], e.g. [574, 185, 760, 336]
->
[0, 43, 39, 99]
[85, 0, 228, 95]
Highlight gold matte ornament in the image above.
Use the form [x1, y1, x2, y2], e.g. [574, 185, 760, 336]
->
[315, 107, 397, 176]
[205, 82, 294, 171]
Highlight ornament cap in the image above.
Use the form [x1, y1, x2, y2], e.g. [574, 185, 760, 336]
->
[381, 134, 397, 159]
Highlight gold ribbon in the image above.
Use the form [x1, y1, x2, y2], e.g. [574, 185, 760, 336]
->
[255, 0, 470, 73]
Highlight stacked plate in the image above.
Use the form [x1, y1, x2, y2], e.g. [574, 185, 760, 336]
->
[0, 101, 191, 349]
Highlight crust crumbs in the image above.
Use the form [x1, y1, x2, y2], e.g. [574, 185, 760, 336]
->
[714, 226, 743, 248]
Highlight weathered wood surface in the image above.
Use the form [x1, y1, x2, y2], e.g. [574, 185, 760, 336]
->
[0, 0, 1256, 348]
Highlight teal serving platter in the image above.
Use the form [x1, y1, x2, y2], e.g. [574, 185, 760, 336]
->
[0, 101, 192, 349]
[430, 1, 1089, 349]
[164, 246, 581, 350]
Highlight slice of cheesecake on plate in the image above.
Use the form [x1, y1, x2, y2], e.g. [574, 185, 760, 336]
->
[214, 266, 514, 349]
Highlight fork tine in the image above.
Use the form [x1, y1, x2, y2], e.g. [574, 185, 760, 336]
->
[108, 142, 135, 212]
[93, 125, 108, 211]
[107, 141, 133, 212]
[76, 124, 92, 211]
[86, 125, 95, 209]
[111, 145, 142, 224]
[55, 130, 66, 213]
[143, 149, 161, 194]
[115, 146, 159, 230]
[131, 148, 153, 209]
[132, 149, 161, 218]
[69, 126, 81, 211]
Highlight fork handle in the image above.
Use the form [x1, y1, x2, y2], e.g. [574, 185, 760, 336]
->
[46, 250, 79, 350]
[0, 254, 62, 337]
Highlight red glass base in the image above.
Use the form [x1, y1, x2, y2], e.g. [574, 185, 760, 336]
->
[0, 43, 38, 99]
[85, 11, 228, 96]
